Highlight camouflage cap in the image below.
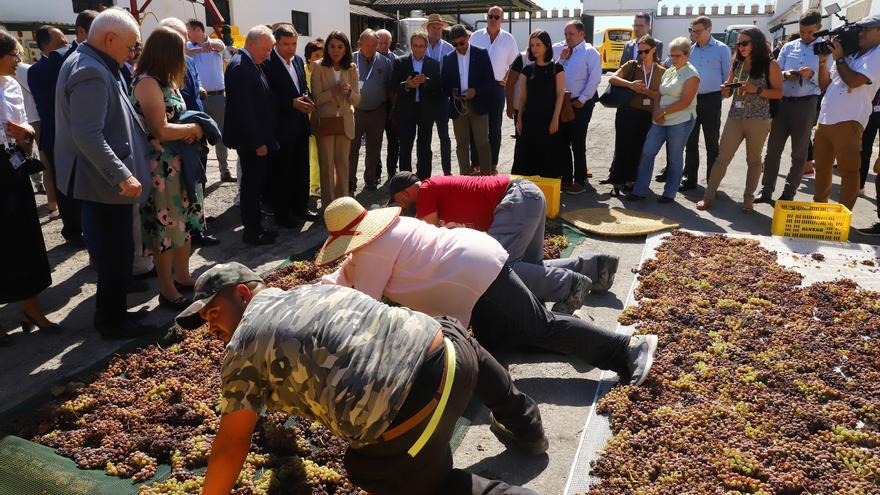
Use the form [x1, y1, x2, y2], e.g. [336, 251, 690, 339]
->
[175, 262, 263, 330]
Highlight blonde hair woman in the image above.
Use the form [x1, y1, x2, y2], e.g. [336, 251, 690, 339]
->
[311, 31, 360, 210]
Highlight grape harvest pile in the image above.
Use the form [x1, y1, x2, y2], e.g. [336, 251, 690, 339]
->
[589, 232, 880, 494]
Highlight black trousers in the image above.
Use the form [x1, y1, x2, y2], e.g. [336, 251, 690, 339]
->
[374, 115, 400, 183]
[269, 130, 310, 222]
[609, 106, 653, 185]
[80, 200, 133, 329]
[238, 149, 269, 235]
[345, 317, 542, 495]
[45, 150, 83, 242]
[860, 110, 880, 189]
[471, 265, 631, 377]
[560, 101, 595, 185]
[684, 91, 723, 185]
[435, 107, 452, 175]
[398, 104, 435, 180]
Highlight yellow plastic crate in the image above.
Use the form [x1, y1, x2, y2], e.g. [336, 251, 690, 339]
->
[511, 175, 561, 218]
[770, 200, 851, 242]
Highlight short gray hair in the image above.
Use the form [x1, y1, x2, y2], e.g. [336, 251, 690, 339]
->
[410, 31, 429, 46]
[245, 25, 274, 44]
[359, 28, 378, 42]
[158, 17, 187, 38]
[88, 7, 140, 40]
[376, 29, 392, 41]
[668, 36, 691, 56]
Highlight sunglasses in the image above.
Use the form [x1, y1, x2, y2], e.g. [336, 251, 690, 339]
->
[688, 28, 705, 34]
[453, 40, 468, 47]
[735, 40, 751, 47]
[487, 14, 501, 20]
[637, 48, 653, 55]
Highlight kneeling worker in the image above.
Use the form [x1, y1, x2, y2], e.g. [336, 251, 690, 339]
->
[388, 172, 619, 313]
[319, 197, 657, 387]
[177, 262, 547, 495]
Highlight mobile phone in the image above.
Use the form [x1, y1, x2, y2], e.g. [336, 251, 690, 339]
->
[724, 82, 743, 89]
[410, 71, 420, 78]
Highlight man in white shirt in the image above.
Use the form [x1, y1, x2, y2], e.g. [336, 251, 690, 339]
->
[186, 19, 234, 183]
[552, 20, 601, 194]
[814, 14, 880, 211]
[469, 6, 519, 173]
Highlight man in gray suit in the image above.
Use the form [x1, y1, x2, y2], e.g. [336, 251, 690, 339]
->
[619, 13, 664, 66]
[55, 8, 153, 339]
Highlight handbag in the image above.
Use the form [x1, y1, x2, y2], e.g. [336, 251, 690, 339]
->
[312, 67, 347, 136]
[3, 145, 45, 175]
[599, 62, 636, 109]
[559, 91, 575, 123]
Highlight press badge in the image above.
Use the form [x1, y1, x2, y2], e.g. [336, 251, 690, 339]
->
[735, 100, 744, 109]
[874, 105, 880, 113]
[643, 98, 651, 106]
[10, 150, 26, 170]
[358, 81, 365, 91]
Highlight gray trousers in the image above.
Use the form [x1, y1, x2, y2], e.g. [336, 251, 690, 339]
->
[350, 105, 387, 187]
[488, 179, 598, 302]
[203, 93, 230, 174]
[452, 103, 490, 174]
[761, 96, 819, 199]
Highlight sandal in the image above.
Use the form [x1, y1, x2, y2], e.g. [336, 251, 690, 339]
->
[696, 199, 712, 210]
[159, 294, 192, 310]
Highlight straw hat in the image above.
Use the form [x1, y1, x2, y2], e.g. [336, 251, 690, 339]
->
[422, 13, 451, 30]
[316, 197, 401, 266]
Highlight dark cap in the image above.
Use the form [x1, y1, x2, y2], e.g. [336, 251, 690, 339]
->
[175, 262, 263, 330]
[386, 171, 420, 205]
[856, 15, 880, 28]
[448, 24, 470, 40]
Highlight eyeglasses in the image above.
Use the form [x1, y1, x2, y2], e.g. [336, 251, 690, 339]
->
[487, 14, 501, 20]
[453, 40, 468, 47]
[735, 40, 751, 47]
[3, 52, 21, 61]
[688, 28, 705, 35]
[668, 53, 685, 58]
[637, 49, 653, 55]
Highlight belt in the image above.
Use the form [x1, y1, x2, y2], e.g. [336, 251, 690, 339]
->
[782, 95, 819, 101]
[206, 89, 225, 96]
[375, 337, 456, 458]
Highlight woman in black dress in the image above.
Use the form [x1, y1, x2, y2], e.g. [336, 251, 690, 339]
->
[512, 29, 565, 178]
[0, 32, 58, 346]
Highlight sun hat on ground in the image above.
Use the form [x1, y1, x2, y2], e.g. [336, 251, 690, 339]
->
[316, 197, 401, 266]
[422, 13, 451, 30]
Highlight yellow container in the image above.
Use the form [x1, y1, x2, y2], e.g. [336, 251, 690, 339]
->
[511, 175, 561, 218]
[770, 200, 851, 242]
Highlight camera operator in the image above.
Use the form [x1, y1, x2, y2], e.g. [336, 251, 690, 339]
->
[814, 14, 880, 210]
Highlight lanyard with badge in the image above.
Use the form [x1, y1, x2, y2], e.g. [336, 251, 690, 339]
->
[357, 53, 375, 91]
[642, 63, 654, 106]
[734, 63, 750, 109]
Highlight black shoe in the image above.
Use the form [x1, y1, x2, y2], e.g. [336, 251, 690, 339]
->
[591, 255, 619, 292]
[654, 171, 667, 183]
[243, 232, 277, 245]
[777, 194, 794, 202]
[205, 215, 216, 224]
[127, 278, 151, 293]
[678, 182, 697, 192]
[625, 193, 646, 201]
[220, 171, 237, 183]
[158, 294, 192, 310]
[364, 183, 378, 192]
[296, 210, 320, 222]
[96, 321, 158, 340]
[275, 217, 304, 229]
[489, 413, 549, 455]
[64, 234, 86, 249]
[857, 223, 880, 237]
[192, 233, 220, 246]
[657, 195, 675, 204]
[754, 193, 773, 204]
[599, 177, 614, 185]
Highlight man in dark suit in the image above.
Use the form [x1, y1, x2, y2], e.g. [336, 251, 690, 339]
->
[262, 24, 317, 228]
[440, 25, 495, 175]
[224, 25, 278, 245]
[620, 12, 664, 67]
[392, 32, 442, 180]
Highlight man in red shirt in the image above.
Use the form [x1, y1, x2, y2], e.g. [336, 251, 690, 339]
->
[388, 172, 619, 313]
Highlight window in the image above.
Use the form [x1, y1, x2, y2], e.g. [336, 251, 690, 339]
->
[291, 10, 310, 36]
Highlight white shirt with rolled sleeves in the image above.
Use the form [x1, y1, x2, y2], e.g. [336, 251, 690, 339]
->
[470, 28, 519, 82]
[552, 41, 602, 104]
[819, 45, 880, 128]
[187, 39, 226, 92]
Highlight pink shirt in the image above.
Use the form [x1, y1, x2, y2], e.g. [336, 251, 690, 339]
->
[321, 216, 508, 326]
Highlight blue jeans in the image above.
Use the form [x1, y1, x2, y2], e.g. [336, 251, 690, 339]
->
[633, 117, 696, 198]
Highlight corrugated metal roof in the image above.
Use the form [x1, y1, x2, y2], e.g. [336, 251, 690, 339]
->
[350, 4, 394, 19]
[368, 0, 542, 12]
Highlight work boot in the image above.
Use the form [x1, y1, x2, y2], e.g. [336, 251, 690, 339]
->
[590, 255, 619, 292]
[489, 413, 549, 455]
[551, 273, 591, 315]
[622, 334, 658, 386]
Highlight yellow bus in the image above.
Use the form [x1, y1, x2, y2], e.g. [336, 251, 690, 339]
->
[593, 27, 635, 72]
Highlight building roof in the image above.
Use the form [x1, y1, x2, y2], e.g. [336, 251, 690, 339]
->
[366, 0, 543, 15]
[350, 4, 394, 19]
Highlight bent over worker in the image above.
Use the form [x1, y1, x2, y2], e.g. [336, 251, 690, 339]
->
[176, 262, 547, 495]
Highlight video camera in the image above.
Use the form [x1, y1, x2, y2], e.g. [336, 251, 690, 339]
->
[813, 3, 861, 56]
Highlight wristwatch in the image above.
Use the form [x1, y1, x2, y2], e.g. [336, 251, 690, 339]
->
[836, 57, 847, 66]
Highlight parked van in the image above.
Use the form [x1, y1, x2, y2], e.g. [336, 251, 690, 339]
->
[593, 27, 635, 71]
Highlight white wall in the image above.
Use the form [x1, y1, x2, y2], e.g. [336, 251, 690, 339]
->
[227, 0, 348, 52]
[0, 0, 78, 24]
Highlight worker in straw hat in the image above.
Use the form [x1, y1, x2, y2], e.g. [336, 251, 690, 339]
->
[387, 171, 620, 313]
[318, 197, 658, 387]
[176, 262, 547, 495]
[422, 13, 455, 175]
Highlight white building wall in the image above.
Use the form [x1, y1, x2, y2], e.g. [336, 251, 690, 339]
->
[0, 0, 78, 25]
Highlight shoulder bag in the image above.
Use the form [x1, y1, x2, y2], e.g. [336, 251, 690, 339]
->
[599, 62, 636, 108]
[313, 67, 346, 136]
[559, 90, 575, 123]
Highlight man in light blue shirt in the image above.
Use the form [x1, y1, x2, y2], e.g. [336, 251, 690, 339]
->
[552, 20, 602, 194]
[678, 16, 732, 191]
[424, 14, 455, 175]
[759, 10, 824, 202]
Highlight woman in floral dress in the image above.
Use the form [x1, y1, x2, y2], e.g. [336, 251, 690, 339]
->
[131, 27, 205, 309]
